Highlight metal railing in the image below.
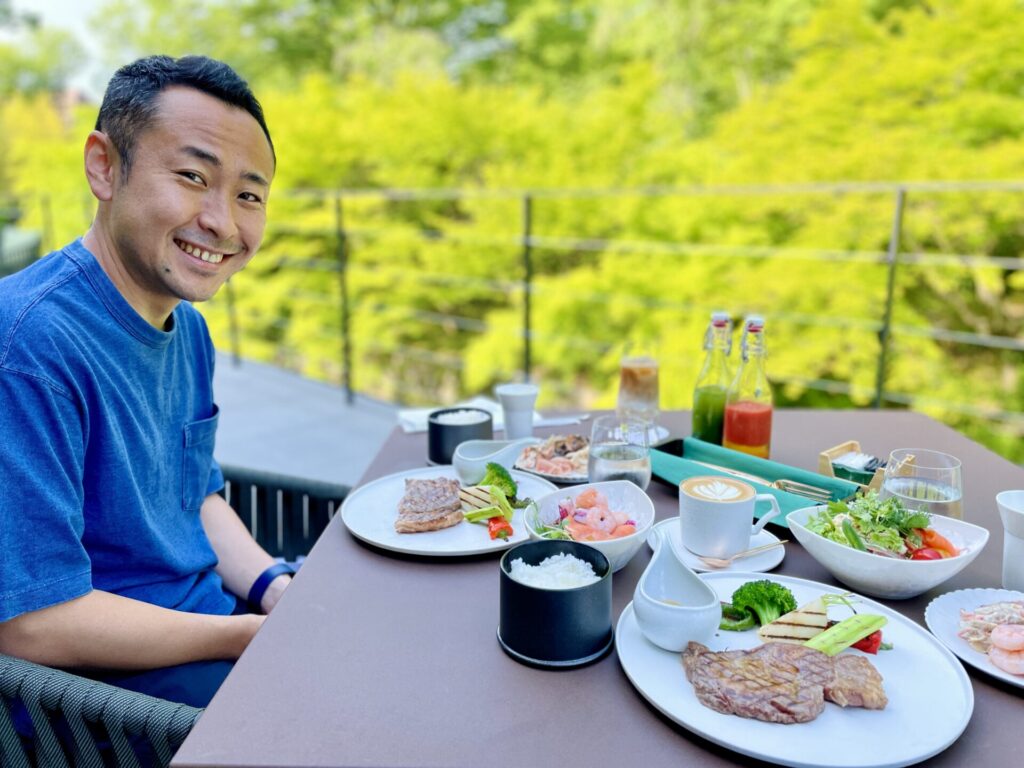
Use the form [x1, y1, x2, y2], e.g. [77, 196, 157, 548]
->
[8, 182, 1024, 451]
[216, 183, 1017, 426]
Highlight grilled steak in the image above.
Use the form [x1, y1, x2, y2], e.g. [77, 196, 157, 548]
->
[682, 642, 886, 724]
[825, 655, 888, 709]
[395, 477, 463, 533]
[682, 642, 834, 724]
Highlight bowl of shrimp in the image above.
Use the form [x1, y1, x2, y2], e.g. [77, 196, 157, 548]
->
[524, 481, 656, 572]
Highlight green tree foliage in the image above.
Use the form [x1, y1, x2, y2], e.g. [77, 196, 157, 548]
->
[2, 0, 1021, 460]
[0, 5, 84, 210]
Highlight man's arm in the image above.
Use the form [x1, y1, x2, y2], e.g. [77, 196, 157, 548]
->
[0, 591, 263, 669]
[200, 493, 292, 613]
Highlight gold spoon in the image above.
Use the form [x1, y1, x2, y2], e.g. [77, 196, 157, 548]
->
[697, 539, 789, 569]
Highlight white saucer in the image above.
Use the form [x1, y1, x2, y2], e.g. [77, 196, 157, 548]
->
[647, 425, 671, 445]
[646, 518, 785, 573]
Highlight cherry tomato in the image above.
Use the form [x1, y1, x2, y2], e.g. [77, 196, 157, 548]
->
[910, 547, 944, 560]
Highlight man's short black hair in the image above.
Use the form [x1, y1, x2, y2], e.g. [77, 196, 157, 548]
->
[95, 55, 275, 178]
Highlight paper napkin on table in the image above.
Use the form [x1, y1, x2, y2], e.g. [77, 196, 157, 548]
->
[397, 396, 545, 434]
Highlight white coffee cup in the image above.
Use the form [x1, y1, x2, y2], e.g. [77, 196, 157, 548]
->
[997, 490, 1024, 592]
[495, 382, 539, 440]
[678, 475, 781, 558]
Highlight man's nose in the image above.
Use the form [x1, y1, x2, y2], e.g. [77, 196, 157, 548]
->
[197, 192, 238, 242]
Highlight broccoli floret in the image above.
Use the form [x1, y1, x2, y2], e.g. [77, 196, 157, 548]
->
[719, 602, 757, 632]
[730, 579, 797, 627]
[481, 462, 517, 500]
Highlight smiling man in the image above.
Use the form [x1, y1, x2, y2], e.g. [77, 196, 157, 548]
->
[0, 56, 287, 708]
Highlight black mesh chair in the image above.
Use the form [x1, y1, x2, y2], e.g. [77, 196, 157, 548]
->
[219, 464, 349, 563]
[0, 653, 202, 767]
[0, 467, 348, 766]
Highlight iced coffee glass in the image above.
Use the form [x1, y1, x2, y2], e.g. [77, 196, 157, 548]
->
[617, 343, 659, 423]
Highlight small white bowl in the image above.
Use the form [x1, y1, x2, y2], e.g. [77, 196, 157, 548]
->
[525, 481, 656, 572]
[787, 506, 990, 599]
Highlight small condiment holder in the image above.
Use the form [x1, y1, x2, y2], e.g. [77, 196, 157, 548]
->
[818, 440, 884, 491]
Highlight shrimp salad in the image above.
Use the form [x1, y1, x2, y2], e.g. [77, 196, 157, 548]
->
[958, 601, 1024, 676]
[534, 488, 638, 542]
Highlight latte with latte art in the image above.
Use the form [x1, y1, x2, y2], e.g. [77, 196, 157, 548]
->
[680, 476, 755, 503]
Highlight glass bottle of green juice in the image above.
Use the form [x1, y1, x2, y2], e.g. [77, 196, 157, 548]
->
[691, 312, 732, 443]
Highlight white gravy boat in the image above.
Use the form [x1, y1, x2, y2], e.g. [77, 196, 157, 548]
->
[452, 437, 541, 485]
[633, 524, 721, 652]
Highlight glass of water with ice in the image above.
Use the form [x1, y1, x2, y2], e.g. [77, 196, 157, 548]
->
[879, 448, 964, 520]
[587, 415, 652, 490]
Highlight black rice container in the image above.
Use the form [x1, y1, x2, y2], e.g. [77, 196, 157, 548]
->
[498, 540, 613, 669]
[427, 408, 493, 465]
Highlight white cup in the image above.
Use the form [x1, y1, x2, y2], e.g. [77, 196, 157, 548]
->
[495, 382, 539, 440]
[678, 475, 781, 558]
[997, 490, 1024, 592]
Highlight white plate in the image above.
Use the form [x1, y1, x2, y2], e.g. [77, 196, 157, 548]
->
[513, 465, 589, 484]
[616, 572, 973, 768]
[645, 519, 785, 573]
[647, 424, 671, 445]
[924, 587, 1024, 690]
[341, 466, 557, 556]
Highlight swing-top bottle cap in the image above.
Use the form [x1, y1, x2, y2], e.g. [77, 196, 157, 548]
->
[745, 315, 765, 332]
[711, 311, 730, 327]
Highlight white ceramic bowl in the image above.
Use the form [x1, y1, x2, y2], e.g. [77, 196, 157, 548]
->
[525, 481, 656, 572]
[787, 505, 990, 599]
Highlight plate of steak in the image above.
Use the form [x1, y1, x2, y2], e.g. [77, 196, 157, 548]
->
[616, 572, 972, 768]
[341, 466, 557, 556]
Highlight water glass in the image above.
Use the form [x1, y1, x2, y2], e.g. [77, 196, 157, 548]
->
[879, 448, 964, 520]
[588, 415, 652, 490]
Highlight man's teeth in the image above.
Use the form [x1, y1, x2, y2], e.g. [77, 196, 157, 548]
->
[178, 240, 224, 264]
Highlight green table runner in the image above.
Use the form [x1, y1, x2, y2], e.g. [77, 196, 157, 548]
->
[651, 437, 859, 528]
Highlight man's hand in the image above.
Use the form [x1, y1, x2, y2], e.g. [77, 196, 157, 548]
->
[0, 591, 266, 670]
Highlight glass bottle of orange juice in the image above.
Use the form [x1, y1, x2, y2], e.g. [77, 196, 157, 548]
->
[722, 316, 773, 458]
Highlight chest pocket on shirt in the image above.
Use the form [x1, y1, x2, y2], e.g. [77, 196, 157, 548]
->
[182, 406, 219, 512]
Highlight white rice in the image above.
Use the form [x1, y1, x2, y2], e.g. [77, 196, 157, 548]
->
[433, 409, 490, 425]
[509, 553, 600, 589]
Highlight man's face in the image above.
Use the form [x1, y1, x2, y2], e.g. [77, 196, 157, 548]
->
[105, 86, 275, 313]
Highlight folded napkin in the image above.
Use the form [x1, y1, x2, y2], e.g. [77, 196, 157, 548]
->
[651, 437, 859, 529]
[397, 396, 544, 434]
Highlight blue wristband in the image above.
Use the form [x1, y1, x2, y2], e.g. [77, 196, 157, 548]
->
[247, 563, 295, 613]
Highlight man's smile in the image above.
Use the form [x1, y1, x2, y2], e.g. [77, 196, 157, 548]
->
[174, 237, 236, 264]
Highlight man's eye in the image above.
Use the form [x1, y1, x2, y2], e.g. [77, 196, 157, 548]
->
[180, 171, 204, 184]
[239, 192, 264, 204]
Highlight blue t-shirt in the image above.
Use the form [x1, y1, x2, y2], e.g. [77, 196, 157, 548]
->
[0, 239, 235, 623]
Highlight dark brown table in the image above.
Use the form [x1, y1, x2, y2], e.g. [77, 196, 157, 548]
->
[173, 410, 1024, 768]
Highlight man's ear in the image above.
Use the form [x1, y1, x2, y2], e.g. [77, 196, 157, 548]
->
[84, 131, 119, 202]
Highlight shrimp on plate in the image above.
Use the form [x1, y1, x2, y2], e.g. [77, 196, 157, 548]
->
[991, 624, 1024, 652]
[988, 645, 1024, 675]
